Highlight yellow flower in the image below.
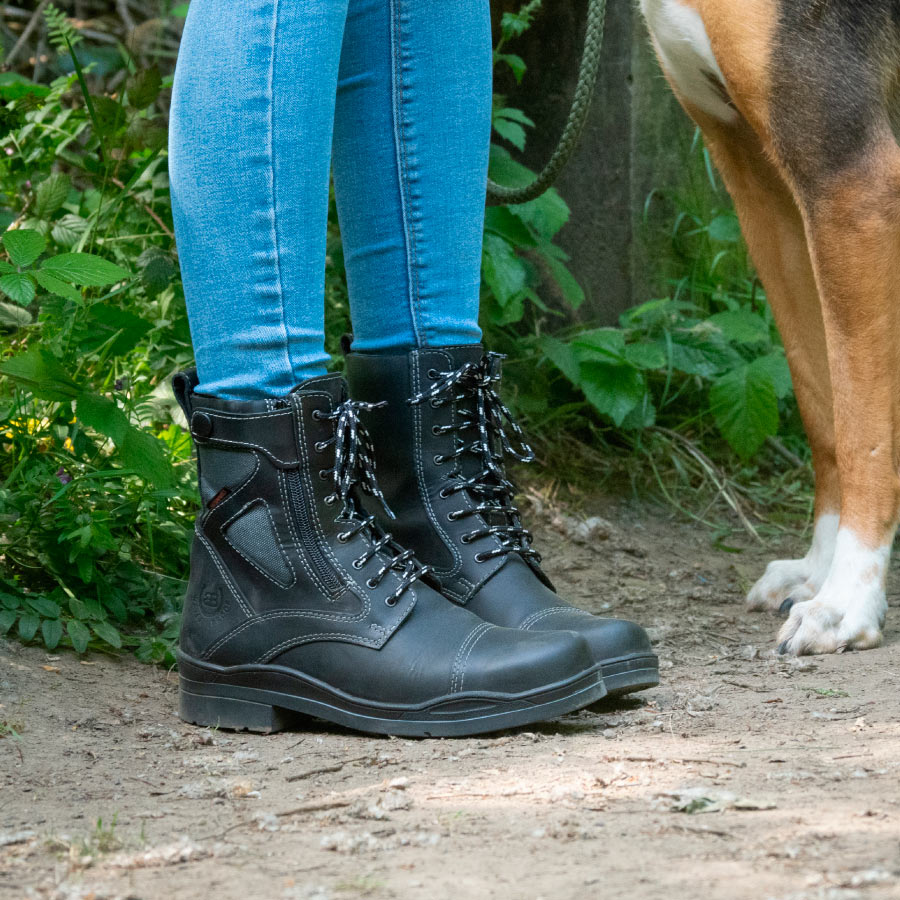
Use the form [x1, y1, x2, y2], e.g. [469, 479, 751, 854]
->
[63, 437, 74, 452]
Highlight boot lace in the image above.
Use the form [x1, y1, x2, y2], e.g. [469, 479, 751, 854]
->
[313, 399, 431, 606]
[408, 353, 541, 566]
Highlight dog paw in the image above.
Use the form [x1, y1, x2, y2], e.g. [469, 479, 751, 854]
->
[776, 590, 886, 656]
[746, 559, 816, 612]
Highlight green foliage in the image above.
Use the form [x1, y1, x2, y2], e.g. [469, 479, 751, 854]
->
[0, 27, 189, 662]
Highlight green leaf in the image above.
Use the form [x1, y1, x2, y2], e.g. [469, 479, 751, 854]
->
[127, 65, 162, 109]
[0, 301, 31, 327]
[75, 392, 174, 488]
[17, 613, 39, 642]
[3, 228, 46, 266]
[92, 620, 122, 648]
[0, 347, 80, 401]
[67, 618, 90, 653]
[710, 361, 779, 459]
[40, 253, 129, 287]
[0, 261, 14, 274]
[42, 617, 63, 650]
[482, 233, 527, 306]
[572, 328, 627, 364]
[483, 207, 536, 248]
[495, 52, 526, 82]
[579, 362, 647, 427]
[34, 269, 82, 302]
[668, 341, 723, 377]
[0, 609, 16, 634]
[544, 255, 584, 310]
[750, 352, 793, 399]
[708, 213, 742, 243]
[25, 595, 61, 618]
[494, 107, 534, 128]
[709, 309, 769, 345]
[625, 342, 668, 370]
[33, 173, 72, 218]
[0, 273, 36, 305]
[493, 118, 527, 151]
[540, 336, 581, 385]
[84, 303, 153, 357]
[51, 213, 89, 249]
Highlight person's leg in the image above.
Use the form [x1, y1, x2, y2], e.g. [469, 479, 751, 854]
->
[332, 0, 490, 351]
[169, 0, 349, 400]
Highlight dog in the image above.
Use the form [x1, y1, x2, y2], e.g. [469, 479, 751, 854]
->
[640, 0, 900, 654]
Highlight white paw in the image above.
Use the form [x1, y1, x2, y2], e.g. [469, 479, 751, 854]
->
[775, 526, 889, 656]
[746, 559, 816, 612]
[777, 591, 886, 655]
[746, 514, 838, 613]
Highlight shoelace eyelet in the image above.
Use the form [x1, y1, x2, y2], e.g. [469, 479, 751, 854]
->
[439, 487, 452, 499]
[431, 425, 442, 436]
[311, 409, 324, 421]
[427, 368, 439, 379]
[318, 468, 329, 480]
[337, 532, 350, 543]
[447, 511, 460, 522]
[429, 398, 440, 409]
[433, 454, 444, 466]
[474, 552, 488, 563]
[366, 577, 378, 589]
[314, 441, 327, 452]
[352, 559, 364, 570]
[324, 494, 337, 506]
[385, 597, 398, 607]
[460, 533, 473, 544]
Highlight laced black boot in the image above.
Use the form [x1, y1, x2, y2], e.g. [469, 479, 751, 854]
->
[171, 370, 605, 737]
[345, 345, 659, 697]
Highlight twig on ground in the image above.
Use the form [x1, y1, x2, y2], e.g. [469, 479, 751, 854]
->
[4, 0, 50, 67]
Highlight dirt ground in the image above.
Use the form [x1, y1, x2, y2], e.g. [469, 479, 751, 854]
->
[3, 494, 900, 900]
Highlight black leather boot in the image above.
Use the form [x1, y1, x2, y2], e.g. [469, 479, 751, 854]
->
[171, 370, 605, 737]
[344, 346, 659, 697]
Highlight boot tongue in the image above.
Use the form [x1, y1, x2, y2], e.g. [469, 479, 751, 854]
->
[289, 372, 347, 404]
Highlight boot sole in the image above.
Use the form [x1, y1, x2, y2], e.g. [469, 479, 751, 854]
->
[176, 652, 607, 738]
[600, 652, 660, 698]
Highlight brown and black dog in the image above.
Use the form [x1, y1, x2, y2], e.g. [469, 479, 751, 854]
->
[640, 0, 900, 654]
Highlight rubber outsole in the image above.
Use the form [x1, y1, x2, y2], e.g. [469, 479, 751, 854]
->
[600, 652, 660, 698]
[177, 652, 607, 738]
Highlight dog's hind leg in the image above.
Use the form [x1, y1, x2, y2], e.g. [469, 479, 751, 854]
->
[695, 117, 841, 614]
[642, 0, 840, 612]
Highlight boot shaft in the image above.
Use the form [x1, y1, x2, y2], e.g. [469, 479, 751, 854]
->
[172, 371, 417, 662]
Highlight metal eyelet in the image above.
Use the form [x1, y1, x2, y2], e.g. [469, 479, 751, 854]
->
[460, 534, 472, 544]
[433, 454, 444, 466]
[366, 577, 378, 589]
[431, 425, 442, 436]
[324, 494, 337, 506]
[429, 399, 440, 408]
[337, 532, 350, 543]
[311, 409, 324, 421]
[352, 559, 364, 570]
[318, 469, 329, 480]
[447, 511, 458, 522]
[427, 368, 438, 379]
[439, 487, 452, 499]
[385, 597, 398, 607]
[315, 441, 327, 452]
[474, 552, 488, 563]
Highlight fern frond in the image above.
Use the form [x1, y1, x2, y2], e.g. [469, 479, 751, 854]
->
[44, 3, 82, 54]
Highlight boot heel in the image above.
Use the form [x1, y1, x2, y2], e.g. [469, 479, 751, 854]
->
[179, 688, 296, 734]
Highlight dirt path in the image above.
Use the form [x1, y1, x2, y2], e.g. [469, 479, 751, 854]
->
[3, 497, 899, 900]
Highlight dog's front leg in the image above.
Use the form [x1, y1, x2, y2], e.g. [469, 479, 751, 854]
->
[778, 156, 900, 654]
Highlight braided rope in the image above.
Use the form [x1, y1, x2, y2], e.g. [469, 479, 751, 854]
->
[486, 0, 607, 206]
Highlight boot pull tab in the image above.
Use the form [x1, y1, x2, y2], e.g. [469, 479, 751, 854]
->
[172, 369, 199, 420]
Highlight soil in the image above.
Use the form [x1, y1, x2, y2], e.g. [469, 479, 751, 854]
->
[3, 494, 899, 900]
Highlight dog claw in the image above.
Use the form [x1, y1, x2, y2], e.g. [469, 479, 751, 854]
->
[778, 597, 795, 615]
[777, 640, 790, 655]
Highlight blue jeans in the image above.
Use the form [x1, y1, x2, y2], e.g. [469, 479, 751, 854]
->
[169, 0, 491, 400]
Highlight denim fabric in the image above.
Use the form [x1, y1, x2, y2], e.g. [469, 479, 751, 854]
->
[169, 0, 489, 400]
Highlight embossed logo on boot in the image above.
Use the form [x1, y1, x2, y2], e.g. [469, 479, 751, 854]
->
[198, 585, 225, 616]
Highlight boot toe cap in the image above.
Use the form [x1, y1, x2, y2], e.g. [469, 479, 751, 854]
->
[458, 625, 596, 696]
[525, 609, 653, 665]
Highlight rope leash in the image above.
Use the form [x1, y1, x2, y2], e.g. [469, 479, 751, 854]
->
[486, 0, 607, 206]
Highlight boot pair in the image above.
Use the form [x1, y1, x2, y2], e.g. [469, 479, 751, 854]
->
[172, 345, 658, 738]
